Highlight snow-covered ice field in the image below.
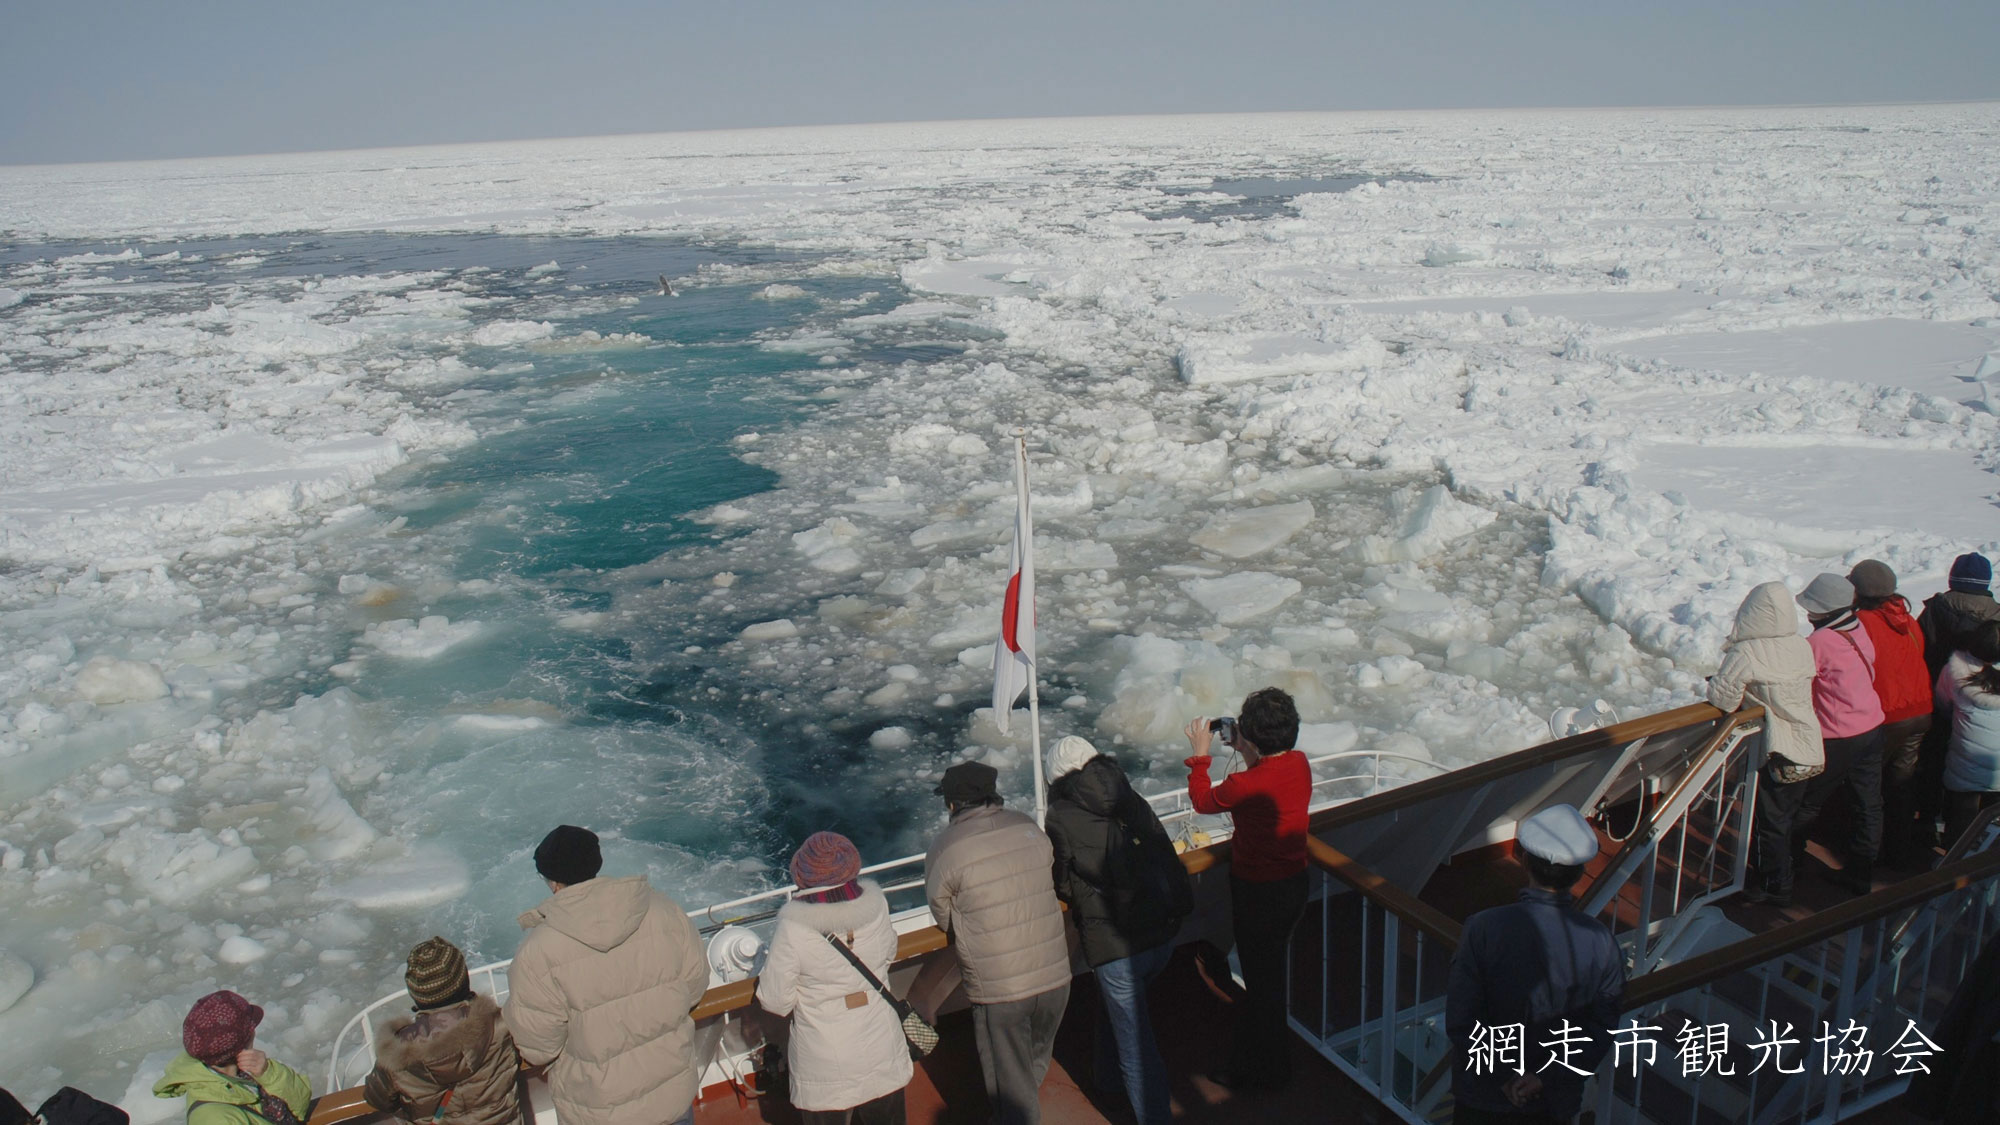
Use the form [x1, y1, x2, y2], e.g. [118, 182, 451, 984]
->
[2, 104, 1998, 1099]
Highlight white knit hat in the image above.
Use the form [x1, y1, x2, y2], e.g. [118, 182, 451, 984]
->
[1047, 735, 1098, 782]
[1517, 804, 1599, 866]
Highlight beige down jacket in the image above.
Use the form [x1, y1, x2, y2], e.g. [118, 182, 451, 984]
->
[755, 882, 913, 1111]
[924, 804, 1070, 1005]
[363, 994, 522, 1125]
[504, 876, 710, 1125]
[1709, 581, 1825, 769]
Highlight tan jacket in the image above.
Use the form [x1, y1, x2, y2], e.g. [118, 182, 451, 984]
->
[923, 804, 1069, 1004]
[1710, 581, 1824, 769]
[504, 876, 710, 1125]
[755, 882, 913, 1111]
[363, 994, 522, 1125]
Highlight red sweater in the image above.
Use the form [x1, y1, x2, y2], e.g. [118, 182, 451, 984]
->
[1858, 597, 1932, 723]
[1185, 749, 1311, 881]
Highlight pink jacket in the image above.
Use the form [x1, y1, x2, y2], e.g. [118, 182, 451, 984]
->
[1809, 619, 1886, 739]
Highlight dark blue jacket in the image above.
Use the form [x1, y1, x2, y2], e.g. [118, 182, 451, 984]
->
[1446, 888, 1627, 1118]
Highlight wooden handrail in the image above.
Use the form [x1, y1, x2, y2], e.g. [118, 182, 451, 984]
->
[1304, 703, 1749, 835]
[1308, 836, 1465, 948]
[307, 1087, 374, 1125]
[1623, 844, 2000, 1010]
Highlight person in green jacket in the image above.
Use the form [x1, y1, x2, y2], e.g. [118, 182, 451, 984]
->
[153, 991, 311, 1125]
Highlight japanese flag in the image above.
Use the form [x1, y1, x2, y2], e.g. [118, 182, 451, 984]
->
[992, 462, 1035, 734]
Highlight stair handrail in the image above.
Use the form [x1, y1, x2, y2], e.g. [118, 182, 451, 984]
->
[1305, 702, 1745, 835]
[1622, 843, 2000, 1011]
[1307, 835, 1465, 948]
[1575, 710, 1762, 923]
[1883, 799, 2000, 955]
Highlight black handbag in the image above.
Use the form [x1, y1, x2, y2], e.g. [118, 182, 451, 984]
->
[38, 1089, 128, 1125]
[822, 933, 940, 1059]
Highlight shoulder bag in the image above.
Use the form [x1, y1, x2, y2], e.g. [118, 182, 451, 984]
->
[822, 933, 940, 1059]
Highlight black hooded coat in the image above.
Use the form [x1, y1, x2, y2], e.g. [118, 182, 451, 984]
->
[1044, 755, 1193, 968]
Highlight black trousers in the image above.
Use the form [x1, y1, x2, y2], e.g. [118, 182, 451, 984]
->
[1943, 789, 2000, 850]
[1880, 714, 1932, 861]
[799, 1090, 905, 1125]
[1228, 871, 1310, 1084]
[1757, 728, 1884, 894]
[1453, 1105, 1567, 1125]
[1795, 728, 1886, 865]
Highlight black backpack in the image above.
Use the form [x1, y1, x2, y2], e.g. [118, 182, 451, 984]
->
[1105, 796, 1194, 935]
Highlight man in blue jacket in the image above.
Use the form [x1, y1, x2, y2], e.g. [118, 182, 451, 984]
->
[1446, 804, 1627, 1125]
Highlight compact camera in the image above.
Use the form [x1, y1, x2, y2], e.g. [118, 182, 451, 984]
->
[1209, 716, 1238, 743]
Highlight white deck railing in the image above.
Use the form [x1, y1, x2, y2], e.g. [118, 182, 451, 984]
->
[325, 744, 1447, 1090]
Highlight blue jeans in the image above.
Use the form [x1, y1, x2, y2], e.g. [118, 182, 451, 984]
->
[1094, 941, 1174, 1125]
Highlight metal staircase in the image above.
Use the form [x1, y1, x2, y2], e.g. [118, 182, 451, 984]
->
[1288, 704, 2000, 1125]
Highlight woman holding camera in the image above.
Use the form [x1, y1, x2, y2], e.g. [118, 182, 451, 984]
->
[1184, 687, 1312, 1092]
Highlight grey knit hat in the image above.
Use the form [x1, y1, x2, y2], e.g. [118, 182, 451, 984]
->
[1797, 573, 1855, 616]
[1848, 560, 1897, 600]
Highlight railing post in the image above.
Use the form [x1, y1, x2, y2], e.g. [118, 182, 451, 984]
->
[1379, 911, 1400, 1095]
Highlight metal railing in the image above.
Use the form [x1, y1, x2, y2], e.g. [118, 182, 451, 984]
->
[1290, 838, 1461, 1124]
[1579, 715, 1763, 974]
[1286, 703, 1768, 1125]
[1598, 832, 2000, 1124]
[324, 742, 1445, 1091]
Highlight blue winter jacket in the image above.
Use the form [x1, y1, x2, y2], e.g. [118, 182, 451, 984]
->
[1446, 887, 1627, 1118]
[1938, 651, 2000, 793]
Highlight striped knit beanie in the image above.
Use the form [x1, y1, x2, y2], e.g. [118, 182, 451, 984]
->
[405, 936, 471, 1010]
[790, 832, 862, 896]
[1951, 553, 1993, 594]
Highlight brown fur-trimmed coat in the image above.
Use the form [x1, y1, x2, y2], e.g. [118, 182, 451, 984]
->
[363, 994, 523, 1125]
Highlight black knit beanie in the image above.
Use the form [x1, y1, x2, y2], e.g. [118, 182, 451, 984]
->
[535, 824, 602, 885]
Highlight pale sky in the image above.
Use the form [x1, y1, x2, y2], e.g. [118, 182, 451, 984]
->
[4, 0, 1996, 165]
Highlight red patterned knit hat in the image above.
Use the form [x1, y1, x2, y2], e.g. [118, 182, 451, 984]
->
[183, 990, 263, 1065]
[789, 831, 862, 891]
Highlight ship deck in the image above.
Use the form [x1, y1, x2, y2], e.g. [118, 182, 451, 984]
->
[689, 944, 1370, 1124]
[688, 820, 1950, 1125]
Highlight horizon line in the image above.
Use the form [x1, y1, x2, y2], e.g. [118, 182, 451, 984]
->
[6, 97, 1999, 172]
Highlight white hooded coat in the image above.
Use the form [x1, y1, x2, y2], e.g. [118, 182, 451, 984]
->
[1709, 582, 1825, 769]
[755, 881, 913, 1111]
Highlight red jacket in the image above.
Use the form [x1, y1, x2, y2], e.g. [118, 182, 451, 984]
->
[1186, 749, 1311, 881]
[1859, 596, 1932, 723]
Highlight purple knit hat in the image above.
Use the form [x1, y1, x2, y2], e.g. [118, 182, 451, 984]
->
[183, 990, 263, 1066]
[790, 832, 862, 892]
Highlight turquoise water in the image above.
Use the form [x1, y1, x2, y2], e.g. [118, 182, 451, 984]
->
[5, 231, 950, 940]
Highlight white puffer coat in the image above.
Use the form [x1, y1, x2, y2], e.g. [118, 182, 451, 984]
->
[505, 876, 710, 1125]
[1938, 652, 2000, 794]
[755, 882, 913, 1112]
[1709, 582, 1825, 769]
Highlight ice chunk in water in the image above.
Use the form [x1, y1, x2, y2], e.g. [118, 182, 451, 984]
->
[359, 616, 483, 659]
[1181, 572, 1302, 624]
[1192, 501, 1315, 558]
[104, 824, 258, 905]
[325, 847, 470, 910]
[1353, 486, 1496, 563]
[73, 656, 170, 705]
[741, 618, 800, 641]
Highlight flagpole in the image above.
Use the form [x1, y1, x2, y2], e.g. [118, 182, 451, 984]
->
[1016, 431, 1046, 827]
